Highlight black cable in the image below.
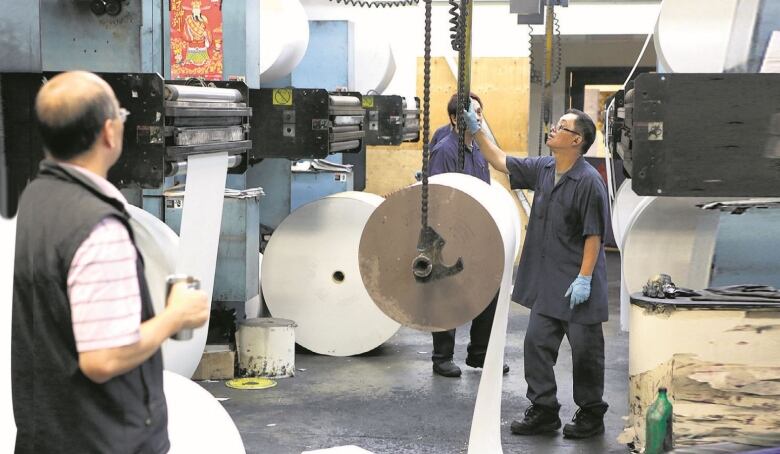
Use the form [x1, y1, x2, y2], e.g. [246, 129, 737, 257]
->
[328, 0, 419, 7]
[528, 25, 542, 84]
[553, 10, 562, 85]
[448, 0, 461, 51]
[528, 10, 562, 85]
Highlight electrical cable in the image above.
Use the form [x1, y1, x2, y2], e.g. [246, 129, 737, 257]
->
[328, 0, 418, 7]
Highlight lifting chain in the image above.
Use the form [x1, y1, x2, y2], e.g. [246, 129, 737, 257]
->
[413, 0, 464, 283]
[448, 0, 472, 172]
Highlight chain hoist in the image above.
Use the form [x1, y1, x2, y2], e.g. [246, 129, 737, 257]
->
[412, 0, 467, 283]
[448, 0, 473, 172]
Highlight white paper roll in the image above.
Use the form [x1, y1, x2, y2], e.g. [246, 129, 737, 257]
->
[164, 371, 245, 454]
[622, 197, 726, 302]
[259, 0, 310, 83]
[262, 192, 400, 356]
[355, 40, 396, 95]
[414, 175, 519, 454]
[357, 174, 520, 452]
[653, 0, 738, 73]
[0, 216, 17, 453]
[612, 180, 652, 332]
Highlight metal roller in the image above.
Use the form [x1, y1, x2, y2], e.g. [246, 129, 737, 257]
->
[331, 131, 365, 142]
[166, 154, 243, 177]
[331, 125, 360, 134]
[328, 95, 361, 107]
[164, 85, 245, 103]
[329, 140, 361, 153]
[333, 116, 365, 126]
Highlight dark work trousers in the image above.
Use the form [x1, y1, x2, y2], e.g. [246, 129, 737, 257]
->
[431, 293, 499, 364]
[524, 309, 608, 414]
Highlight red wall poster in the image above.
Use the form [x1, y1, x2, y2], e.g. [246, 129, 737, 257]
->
[170, 0, 224, 80]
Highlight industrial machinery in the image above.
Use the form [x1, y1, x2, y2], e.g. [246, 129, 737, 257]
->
[251, 88, 366, 159]
[361, 95, 420, 146]
[0, 73, 253, 209]
[608, 73, 780, 197]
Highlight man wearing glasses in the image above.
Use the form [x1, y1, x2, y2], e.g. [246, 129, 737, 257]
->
[12, 71, 209, 452]
[465, 107, 610, 439]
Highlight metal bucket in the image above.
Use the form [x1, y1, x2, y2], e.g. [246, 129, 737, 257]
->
[236, 318, 296, 378]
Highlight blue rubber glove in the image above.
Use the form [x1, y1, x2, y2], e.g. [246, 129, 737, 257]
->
[463, 103, 480, 135]
[565, 275, 592, 309]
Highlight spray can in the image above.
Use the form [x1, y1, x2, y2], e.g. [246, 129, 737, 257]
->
[165, 274, 201, 341]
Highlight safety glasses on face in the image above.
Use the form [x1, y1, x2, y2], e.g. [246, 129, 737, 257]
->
[117, 108, 130, 124]
[551, 123, 580, 137]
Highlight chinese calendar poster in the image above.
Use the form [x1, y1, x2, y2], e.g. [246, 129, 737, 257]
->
[170, 0, 224, 80]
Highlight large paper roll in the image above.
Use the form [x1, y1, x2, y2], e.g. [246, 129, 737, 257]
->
[354, 40, 396, 95]
[164, 371, 245, 454]
[262, 192, 400, 356]
[259, 0, 309, 83]
[358, 174, 521, 452]
[622, 197, 725, 301]
[612, 180, 652, 332]
[359, 176, 507, 332]
[1, 216, 17, 453]
[653, 0, 737, 73]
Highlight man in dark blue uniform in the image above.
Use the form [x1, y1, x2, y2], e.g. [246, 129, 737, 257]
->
[427, 93, 509, 378]
[466, 106, 609, 439]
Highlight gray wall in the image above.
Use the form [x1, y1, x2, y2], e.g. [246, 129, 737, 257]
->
[527, 34, 657, 156]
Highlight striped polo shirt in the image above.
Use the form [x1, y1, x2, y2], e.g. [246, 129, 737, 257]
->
[61, 163, 142, 352]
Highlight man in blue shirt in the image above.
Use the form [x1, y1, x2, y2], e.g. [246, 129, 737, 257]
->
[466, 106, 609, 439]
[427, 93, 508, 378]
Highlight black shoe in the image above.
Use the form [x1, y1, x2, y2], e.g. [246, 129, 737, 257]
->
[562, 408, 605, 439]
[510, 405, 562, 435]
[432, 360, 462, 377]
[465, 356, 510, 375]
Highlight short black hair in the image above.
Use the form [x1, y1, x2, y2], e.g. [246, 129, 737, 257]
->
[565, 108, 596, 155]
[36, 88, 117, 161]
[447, 92, 484, 122]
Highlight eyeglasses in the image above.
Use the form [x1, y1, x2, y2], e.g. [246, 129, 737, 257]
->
[551, 123, 580, 136]
[118, 107, 130, 123]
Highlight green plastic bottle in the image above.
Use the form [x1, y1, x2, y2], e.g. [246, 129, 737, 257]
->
[645, 387, 673, 454]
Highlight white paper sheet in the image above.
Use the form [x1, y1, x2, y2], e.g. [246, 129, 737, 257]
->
[761, 31, 780, 73]
[1, 216, 17, 453]
[171, 152, 229, 377]
[466, 179, 521, 454]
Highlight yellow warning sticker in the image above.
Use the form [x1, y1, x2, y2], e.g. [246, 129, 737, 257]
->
[272, 89, 293, 106]
[362, 96, 374, 108]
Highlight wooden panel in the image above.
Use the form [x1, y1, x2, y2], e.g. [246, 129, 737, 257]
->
[365, 57, 531, 197]
[472, 57, 530, 156]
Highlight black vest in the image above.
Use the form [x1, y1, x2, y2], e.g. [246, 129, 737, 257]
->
[11, 161, 169, 453]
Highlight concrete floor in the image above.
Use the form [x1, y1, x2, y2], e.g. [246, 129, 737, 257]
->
[201, 251, 629, 454]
